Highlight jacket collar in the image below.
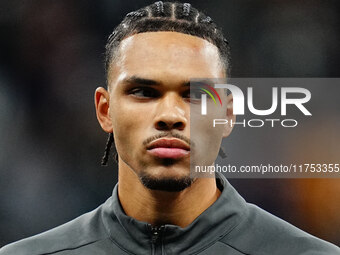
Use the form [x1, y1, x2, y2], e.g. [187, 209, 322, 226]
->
[101, 172, 248, 254]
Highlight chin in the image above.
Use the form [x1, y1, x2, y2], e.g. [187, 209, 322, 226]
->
[138, 164, 193, 192]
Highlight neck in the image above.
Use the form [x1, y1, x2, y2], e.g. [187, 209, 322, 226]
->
[117, 160, 221, 228]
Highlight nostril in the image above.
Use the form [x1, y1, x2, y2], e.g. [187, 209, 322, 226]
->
[173, 122, 184, 129]
[155, 120, 185, 130]
[157, 121, 168, 130]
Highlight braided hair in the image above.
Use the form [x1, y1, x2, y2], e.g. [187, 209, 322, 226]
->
[105, 1, 230, 78]
[101, 1, 230, 166]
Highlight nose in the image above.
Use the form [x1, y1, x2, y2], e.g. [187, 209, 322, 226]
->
[154, 93, 187, 131]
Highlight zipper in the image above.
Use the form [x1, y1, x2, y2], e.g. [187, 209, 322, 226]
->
[150, 225, 165, 255]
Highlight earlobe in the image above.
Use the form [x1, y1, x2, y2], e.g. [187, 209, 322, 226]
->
[95, 87, 113, 133]
[222, 94, 235, 138]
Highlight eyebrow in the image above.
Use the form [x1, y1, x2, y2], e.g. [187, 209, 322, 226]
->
[123, 76, 159, 86]
[190, 79, 217, 86]
[122, 75, 191, 87]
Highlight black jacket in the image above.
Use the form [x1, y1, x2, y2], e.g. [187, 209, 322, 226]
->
[1, 173, 339, 255]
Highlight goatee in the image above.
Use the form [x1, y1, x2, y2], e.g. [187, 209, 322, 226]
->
[139, 173, 194, 192]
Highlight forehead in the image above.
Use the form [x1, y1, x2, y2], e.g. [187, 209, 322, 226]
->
[108, 31, 225, 86]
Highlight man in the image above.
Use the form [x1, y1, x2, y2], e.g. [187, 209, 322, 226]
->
[1, 2, 339, 254]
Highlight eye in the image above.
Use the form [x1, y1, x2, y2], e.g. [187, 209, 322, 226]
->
[185, 88, 205, 100]
[190, 88, 205, 100]
[129, 87, 160, 98]
[182, 88, 205, 104]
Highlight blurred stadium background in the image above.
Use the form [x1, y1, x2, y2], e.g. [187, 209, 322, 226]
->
[0, 0, 339, 247]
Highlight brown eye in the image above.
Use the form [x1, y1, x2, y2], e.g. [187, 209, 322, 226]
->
[190, 89, 204, 100]
[183, 88, 204, 102]
[182, 89, 204, 105]
[130, 87, 160, 98]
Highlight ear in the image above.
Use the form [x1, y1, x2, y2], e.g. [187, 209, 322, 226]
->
[222, 93, 236, 138]
[95, 87, 113, 133]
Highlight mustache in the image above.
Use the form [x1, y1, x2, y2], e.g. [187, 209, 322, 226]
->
[143, 132, 194, 148]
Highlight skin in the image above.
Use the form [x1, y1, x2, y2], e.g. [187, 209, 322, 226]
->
[95, 31, 235, 227]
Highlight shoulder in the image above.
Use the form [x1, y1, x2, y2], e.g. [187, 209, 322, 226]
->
[0, 203, 109, 255]
[219, 203, 340, 255]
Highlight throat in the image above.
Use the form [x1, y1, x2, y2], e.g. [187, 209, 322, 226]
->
[118, 172, 221, 228]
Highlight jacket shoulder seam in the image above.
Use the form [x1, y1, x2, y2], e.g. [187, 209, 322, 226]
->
[40, 238, 105, 255]
[192, 205, 249, 255]
[216, 240, 250, 255]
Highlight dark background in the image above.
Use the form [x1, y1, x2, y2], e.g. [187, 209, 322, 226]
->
[0, 0, 339, 247]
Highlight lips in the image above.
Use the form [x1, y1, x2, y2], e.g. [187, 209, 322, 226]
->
[147, 138, 190, 159]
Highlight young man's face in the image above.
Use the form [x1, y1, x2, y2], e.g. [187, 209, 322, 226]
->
[96, 31, 232, 191]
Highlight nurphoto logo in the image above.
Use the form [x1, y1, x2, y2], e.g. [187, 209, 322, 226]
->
[198, 82, 312, 128]
[199, 83, 222, 115]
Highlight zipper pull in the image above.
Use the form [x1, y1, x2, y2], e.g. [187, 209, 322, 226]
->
[150, 225, 164, 243]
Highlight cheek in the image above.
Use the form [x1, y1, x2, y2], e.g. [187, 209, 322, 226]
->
[191, 122, 223, 167]
[109, 99, 153, 160]
[190, 105, 226, 166]
[110, 102, 140, 153]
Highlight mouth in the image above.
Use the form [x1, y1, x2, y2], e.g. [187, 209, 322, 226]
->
[146, 138, 190, 159]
